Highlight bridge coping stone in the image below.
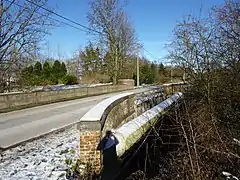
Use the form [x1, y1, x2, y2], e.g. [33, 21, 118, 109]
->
[115, 92, 183, 156]
[79, 92, 134, 122]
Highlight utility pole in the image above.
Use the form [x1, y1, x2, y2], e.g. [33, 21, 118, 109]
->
[77, 50, 82, 81]
[137, 55, 139, 87]
[0, 0, 3, 40]
[170, 61, 173, 83]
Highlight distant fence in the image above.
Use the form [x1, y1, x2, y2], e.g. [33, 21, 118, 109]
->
[0, 85, 134, 113]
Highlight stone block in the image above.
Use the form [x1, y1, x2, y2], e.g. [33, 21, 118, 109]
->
[74, 88, 88, 97]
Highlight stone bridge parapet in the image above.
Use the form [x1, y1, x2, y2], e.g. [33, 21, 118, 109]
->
[77, 83, 185, 174]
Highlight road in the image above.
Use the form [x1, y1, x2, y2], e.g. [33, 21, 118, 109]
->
[0, 87, 151, 149]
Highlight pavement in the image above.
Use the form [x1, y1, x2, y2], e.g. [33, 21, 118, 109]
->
[0, 87, 151, 149]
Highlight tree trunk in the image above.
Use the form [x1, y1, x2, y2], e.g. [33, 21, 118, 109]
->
[0, 84, 4, 93]
[113, 47, 118, 85]
[112, 74, 117, 85]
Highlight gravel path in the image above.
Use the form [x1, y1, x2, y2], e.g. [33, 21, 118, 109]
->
[0, 125, 79, 180]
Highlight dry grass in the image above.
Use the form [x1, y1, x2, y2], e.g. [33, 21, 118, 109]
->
[125, 94, 239, 180]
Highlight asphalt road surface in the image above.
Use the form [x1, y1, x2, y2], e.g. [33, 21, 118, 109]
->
[0, 87, 151, 148]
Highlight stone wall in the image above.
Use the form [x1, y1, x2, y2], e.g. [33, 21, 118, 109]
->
[135, 91, 164, 116]
[0, 85, 133, 113]
[163, 82, 187, 95]
[115, 92, 183, 157]
[101, 91, 164, 134]
[77, 90, 163, 174]
[79, 130, 102, 173]
[102, 94, 136, 134]
[118, 79, 135, 86]
[78, 93, 137, 174]
[78, 120, 102, 175]
[77, 83, 185, 175]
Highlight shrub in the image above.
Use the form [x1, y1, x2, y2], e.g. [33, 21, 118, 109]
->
[63, 75, 78, 85]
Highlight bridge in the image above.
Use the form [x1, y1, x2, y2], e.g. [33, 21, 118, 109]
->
[0, 86, 151, 149]
[77, 82, 185, 177]
[0, 82, 185, 179]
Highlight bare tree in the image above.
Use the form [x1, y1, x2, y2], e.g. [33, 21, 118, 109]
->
[0, 0, 55, 92]
[87, 0, 139, 84]
[166, 0, 240, 178]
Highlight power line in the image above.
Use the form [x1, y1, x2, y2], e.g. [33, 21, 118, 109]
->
[7, 0, 160, 63]
[25, 0, 163, 61]
[5, 0, 95, 34]
[142, 47, 160, 61]
[25, 0, 105, 36]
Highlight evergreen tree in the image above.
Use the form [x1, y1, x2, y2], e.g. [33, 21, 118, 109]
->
[43, 61, 51, 78]
[25, 65, 34, 74]
[33, 61, 42, 76]
[52, 60, 62, 83]
[63, 75, 78, 85]
[21, 65, 34, 85]
[140, 63, 151, 84]
[80, 43, 101, 76]
[158, 63, 165, 72]
[149, 62, 157, 84]
[61, 62, 67, 77]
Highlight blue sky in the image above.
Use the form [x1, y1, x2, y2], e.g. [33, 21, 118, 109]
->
[44, 0, 224, 62]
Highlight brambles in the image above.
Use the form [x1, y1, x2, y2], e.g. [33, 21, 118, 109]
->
[126, 1, 240, 179]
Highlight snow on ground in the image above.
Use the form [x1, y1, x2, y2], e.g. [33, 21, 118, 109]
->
[0, 125, 79, 180]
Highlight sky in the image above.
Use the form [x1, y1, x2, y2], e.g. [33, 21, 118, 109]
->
[43, 0, 225, 62]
